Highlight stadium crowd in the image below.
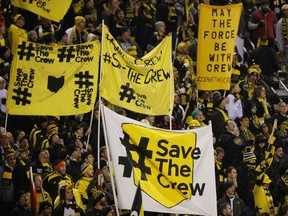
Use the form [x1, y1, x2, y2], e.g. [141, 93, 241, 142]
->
[0, 0, 288, 215]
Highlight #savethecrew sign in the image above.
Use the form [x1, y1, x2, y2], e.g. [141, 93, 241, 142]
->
[102, 106, 217, 215]
[197, 3, 242, 90]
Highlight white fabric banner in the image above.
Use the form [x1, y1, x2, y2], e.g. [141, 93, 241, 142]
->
[102, 106, 217, 215]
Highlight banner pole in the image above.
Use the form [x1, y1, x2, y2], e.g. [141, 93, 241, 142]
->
[100, 105, 120, 216]
[169, 34, 173, 131]
[96, 20, 105, 168]
[4, 112, 8, 131]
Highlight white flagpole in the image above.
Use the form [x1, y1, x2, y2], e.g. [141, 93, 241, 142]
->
[100, 105, 120, 216]
[96, 20, 105, 168]
[169, 34, 173, 131]
[4, 112, 8, 131]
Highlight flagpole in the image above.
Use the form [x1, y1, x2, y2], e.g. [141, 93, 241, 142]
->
[100, 104, 120, 216]
[169, 34, 173, 131]
[96, 20, 105, 169]
[4, 112, 8, 130]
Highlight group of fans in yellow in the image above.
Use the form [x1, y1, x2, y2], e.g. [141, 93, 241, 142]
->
[0, 0, 288, 215]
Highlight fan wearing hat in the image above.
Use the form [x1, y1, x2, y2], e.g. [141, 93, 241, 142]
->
[41, 123, 59, 149]
[117, 27, 143, 57]
[236, 150, 258, 214]
[173, 40, 195, 81]
[109, 8, 128, 38]
[86, 187, 107, 216]
[231, 51, 247, 83]
[249, 35, 279, 80]
[247, 0, 277, 48]
[253, 173, 275, 215]
[53, 183, 85, 216]
[66, 16, 89, 45]
[42, 159, 72, 200]
[75, 162, 94, 211]
[38, 201, 52, 216]
[12, 146, 30, 194]
[54, 28, 68, 45]
[0, 148, 16, 215]
[146, 21, 166, 52]
[29, 116, 49, 150]
[34, 17, 58, 45]
[5, 13, 27, 54]
[254, 134, 267, 165]
[238, 64, 262, 101]
[211, 94, 229, 140]
[9, 191, 32, 216]
[217, 181, 245, 216]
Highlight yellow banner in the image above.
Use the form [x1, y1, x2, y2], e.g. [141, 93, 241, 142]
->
[11, 0, 72, 22]
[196, 3, 242, 90]
[7, 40, 100, 115]
[99, 26, 173, 115]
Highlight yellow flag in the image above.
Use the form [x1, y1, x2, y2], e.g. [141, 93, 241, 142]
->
[196, 3, 242, 90]
[7, 40, 100, 115]
[11, 0, 72, 22]
[99, 25, 173, 115]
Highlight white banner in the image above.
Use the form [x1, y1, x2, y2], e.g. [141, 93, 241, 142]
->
[102, 106, 217, 215]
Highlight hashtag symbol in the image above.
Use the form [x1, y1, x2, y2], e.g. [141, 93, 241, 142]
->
[12, 87, 32, 105]
[57, 46, 75, 62]
[75, 71, 94, 88]
[17, 41, 35, 60]
[103, 53, 111, 63]
[119, 83, 136, 103]
[120, 133, 152, 180]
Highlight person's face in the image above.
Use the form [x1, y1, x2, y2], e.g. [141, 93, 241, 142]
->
[228, 169, 237, 180]
[283, 8, 288, 16]
[19, 193, 29, 206]
[261, 4, 270, 12]
[158, 24, 166, 32]
[122, 30, 131, 40]
[17, 17, 25, 27]
[0, 26, 6, 35]
[77, 21, 86, 31]
[147, 116, 155, 124]
[224, 205, 232, 216]
[42, 207, 52, 216]
[20, 138, 29, 148]
[194, 112, 204, 122]
[240, 117, 249, 128]
[164, 115, 170, 123]
[220, 98, 227, 109]
[39, 151, 47, 163]
[216, 152, 224, 162]
[112, 0, 119, 8]
[0, 134, 10, 146]
[262, 124, 269, 133]
[17, 131, 25, 141]
[226, 185, 235, 196]
[65, 189, 73, 202]
[86, 0, 94, 8]
[34, 175, 43, 188]
[232, 54, 238, 63]
[86, 168, 94, 177]
[116, 11, 124, 20]
[86, 154, 94, 164]
[275, 147, 283, 159]
[251, 106, 257, 114]
[7, 156, 16, 167]
[226, 121, 235, 133]
[61, 34, 68, 44]
[258, 141, 265, 149]
[278, 102, 287, 114]
[76, 127, 84, 136]
[233, 85, 241, 93]
[20, 150, 29, 160]
[249, 73, 258, 82]
[107, 210, 115, 216]
[57, 166, 66, 175]
[259, 88, 266, 98]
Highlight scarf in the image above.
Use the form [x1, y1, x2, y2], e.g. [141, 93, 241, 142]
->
[69, 26, 88, 45]
[258, 97, 270, 118]
[283, 17, 288, 45]
[240, 127, 255, 142]
[231, 90, 241, 102]
[215, 107, 230, 122]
